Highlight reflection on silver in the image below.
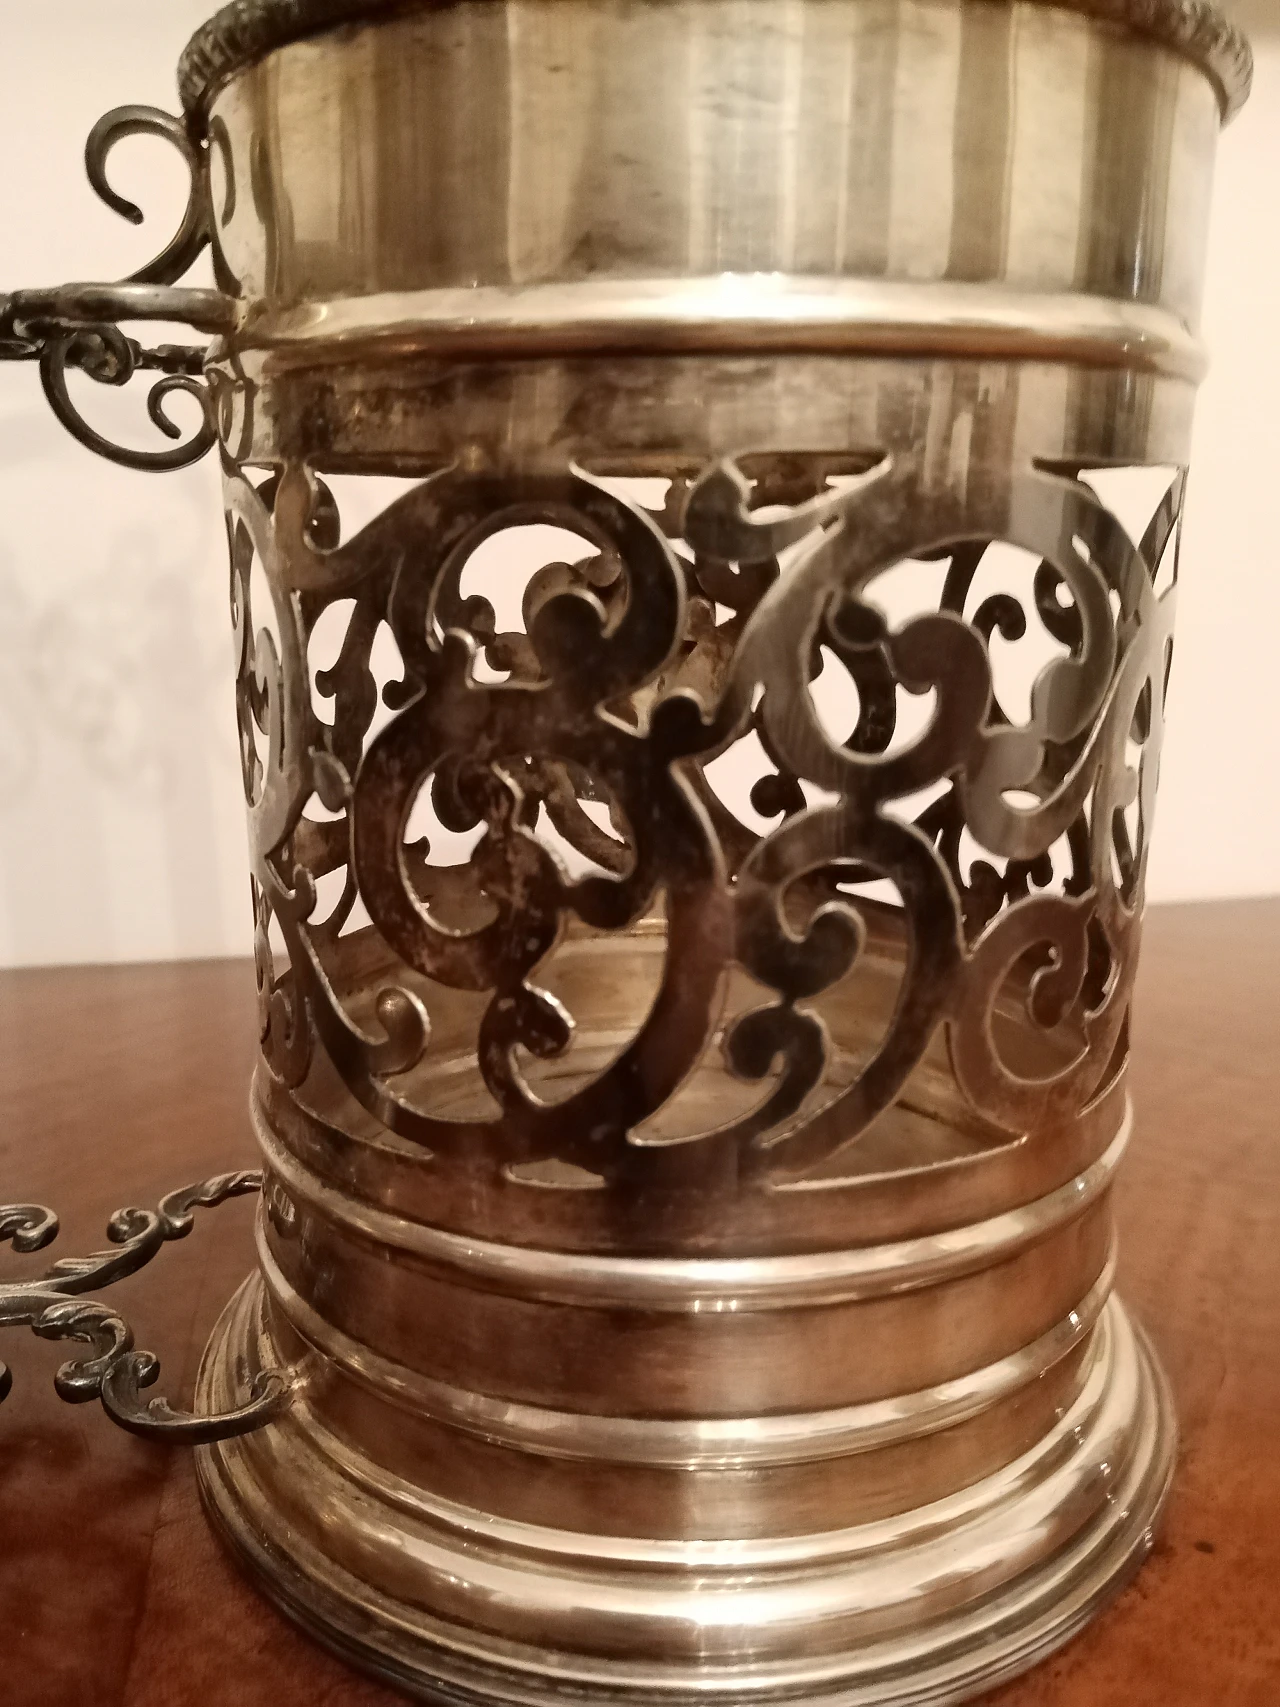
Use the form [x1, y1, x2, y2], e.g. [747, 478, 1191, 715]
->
[252, 1104, 1132, 1309]
[256, 1232, 1117, 1468]
[241, 279, 1210, 380]
[201, 1281, 1175, 1702]
[175, 0, 1254, 122]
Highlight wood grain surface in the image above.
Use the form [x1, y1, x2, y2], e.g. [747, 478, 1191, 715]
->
[1, 899, 1277, 1706]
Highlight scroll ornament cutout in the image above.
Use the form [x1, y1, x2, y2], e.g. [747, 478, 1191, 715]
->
[231, 449, 1180, 1188]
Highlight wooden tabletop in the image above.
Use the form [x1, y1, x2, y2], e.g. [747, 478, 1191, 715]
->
[1, 899, 1277, 1707]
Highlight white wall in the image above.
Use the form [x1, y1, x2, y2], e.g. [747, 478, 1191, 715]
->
[1160, 3, 1280, 904]
[0, 3, 1276, 968]
[0, 3, 242, 966]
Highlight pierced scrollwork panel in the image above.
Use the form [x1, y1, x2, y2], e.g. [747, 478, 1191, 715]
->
[0, 1174, 293, 1440]
[683, 457, 1180, 1174]
[230, 445, 1182, 1189]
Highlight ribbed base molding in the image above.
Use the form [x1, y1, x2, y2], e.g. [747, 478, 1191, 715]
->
[195, 1277, 1176, 1707]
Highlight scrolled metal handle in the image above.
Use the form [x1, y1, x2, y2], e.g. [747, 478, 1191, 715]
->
[1, 1171, 297, 1444]
[0, 103, 239, 472]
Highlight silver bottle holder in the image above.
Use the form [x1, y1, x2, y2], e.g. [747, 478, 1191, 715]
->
[0, 4, 1253, 1703]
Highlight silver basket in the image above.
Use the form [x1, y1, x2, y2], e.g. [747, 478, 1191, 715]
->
[0, 3, 1253, 1702]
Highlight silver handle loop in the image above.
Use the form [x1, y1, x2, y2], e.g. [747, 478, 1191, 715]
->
[0, 105, 238, 472]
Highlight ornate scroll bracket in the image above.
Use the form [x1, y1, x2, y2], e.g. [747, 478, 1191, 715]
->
[0, 1173, 294, 1444]
[0, 104, 238, 472]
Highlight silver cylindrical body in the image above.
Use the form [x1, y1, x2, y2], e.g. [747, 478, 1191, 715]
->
[181, 3, 1248, 1701]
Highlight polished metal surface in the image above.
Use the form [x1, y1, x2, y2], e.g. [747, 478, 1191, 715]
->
[177, 0, 1253, 122]
[237, 278, 1212, 379]
[195, 360, 1182, 1692]
[207, 0, 1228, 336]
[0, 0, 1249, 1700]
[201, 1282, 1176, 1706]
[184, 5, 1222, 1693]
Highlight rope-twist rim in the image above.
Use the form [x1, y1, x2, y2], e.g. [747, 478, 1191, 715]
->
[178, 0, 1252, 126]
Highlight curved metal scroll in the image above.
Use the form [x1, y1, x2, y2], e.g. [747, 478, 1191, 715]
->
[233, 451, 1179, 1189]
[0, 1172, 295, 1443]
[0, 104, 237, 472]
